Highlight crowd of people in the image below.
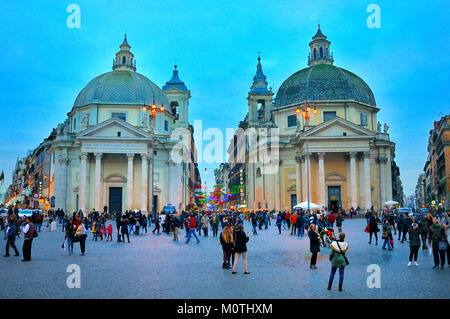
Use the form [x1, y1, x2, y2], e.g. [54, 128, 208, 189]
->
[364, 209, 450, 268]
[1, 204, 449, 292]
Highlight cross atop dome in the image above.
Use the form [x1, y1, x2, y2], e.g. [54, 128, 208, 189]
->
[113, 34, 136, 71]
[308, 24, 334, 66]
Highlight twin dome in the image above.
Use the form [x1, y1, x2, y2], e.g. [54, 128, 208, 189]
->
[73, 31, 376, 110]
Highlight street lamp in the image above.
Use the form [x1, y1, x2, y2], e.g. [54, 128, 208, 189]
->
[142, 95, 165, 214]
[297, 101, 317, 212]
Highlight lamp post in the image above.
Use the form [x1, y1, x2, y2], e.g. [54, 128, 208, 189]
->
[296, 102, 317, 212]
[142, 96, 165, 214]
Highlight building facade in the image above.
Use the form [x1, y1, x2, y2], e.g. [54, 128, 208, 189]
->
[30, 35, 200, 213]
[422, 115, 450, 208]
[221, 26, 400, 212]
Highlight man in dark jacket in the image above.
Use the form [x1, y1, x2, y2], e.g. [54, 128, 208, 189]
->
[4, 221, 19, 257]
[428, 218, 446, 269]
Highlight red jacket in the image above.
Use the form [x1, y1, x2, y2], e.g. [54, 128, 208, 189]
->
[285, 213, 291, 221]
[327, 213, 336, 224]
[189, 217, 196, 229]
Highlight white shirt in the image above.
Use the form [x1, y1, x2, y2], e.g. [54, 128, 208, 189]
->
[22, 223, 30, 234]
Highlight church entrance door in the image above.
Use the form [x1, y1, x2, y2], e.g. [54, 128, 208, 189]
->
[328, 186, 341, 213]
[109, 187, 123, 213]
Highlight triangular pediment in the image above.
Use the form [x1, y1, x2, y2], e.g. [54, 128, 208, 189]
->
[77, 118, 152, 139]
[306, 117, 374, 138]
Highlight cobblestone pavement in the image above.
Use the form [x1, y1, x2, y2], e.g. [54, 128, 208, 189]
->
[0, 218, 448, 299]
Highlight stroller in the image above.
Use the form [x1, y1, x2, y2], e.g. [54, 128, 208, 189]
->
[320, 227, 336, 248]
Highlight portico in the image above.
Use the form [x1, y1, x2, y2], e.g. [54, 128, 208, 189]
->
[76, 118, 153, 213]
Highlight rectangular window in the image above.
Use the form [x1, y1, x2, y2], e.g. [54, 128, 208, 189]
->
[287, 115, 297, 127]
[73, 119, 76, 130]
[164, 120, 169, 131]
[360, 112, 368, 126]
[323, 111, 336, 122]
[111, 112, 126, 121]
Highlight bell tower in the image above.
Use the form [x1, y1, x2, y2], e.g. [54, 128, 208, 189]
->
[247, 55, 274, 127]
[162, 65, 191, 129]
[112, 34, 137, 71]
[308, 25, 334, 66]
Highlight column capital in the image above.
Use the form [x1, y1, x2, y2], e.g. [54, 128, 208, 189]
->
[126, 153, 135, 160]
[317, 152, 326, 158]
[94, 152, 103, 158]
[375, 156, 387, 164]
[80, 152, 88, 160]
[141, 153, 148, 161]
[349, 151, 357, 158]
[295, 155, 302, 163]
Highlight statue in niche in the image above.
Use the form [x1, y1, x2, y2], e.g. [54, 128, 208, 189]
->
[141, 113, 148, 128]
[377, 121, 381, 132]
[81, 113, 89, 130]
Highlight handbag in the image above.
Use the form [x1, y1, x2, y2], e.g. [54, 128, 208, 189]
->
[364, 224, 369, 233]
[382, 231, 388, 239]
[336, 241, 349, 265]
[438, 241, 448, 251]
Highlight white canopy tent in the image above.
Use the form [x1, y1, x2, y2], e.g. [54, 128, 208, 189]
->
[383, 200, 399, 207]
[294, 201, 321, 210]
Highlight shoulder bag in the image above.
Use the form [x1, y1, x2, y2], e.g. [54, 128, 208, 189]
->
[336, 241, 349, 265]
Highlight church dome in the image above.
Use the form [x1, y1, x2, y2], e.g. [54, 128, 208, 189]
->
[73, 34, 169, 109]
[73, 70, 169, 108]
[274, 26, 376, 108]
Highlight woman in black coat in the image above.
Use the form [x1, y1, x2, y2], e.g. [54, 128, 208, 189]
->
[368, 212, 380, 245]
[308, 224, 320, 269]
[231, 224, 250, 274]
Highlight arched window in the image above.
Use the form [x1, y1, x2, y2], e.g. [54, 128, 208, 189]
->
[313, 48, 317, 59]
[122, 56, 126, 64]
[320, 47, 323, 58]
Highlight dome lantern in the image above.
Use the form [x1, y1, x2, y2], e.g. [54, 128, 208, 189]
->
[308, 24, 334, 66]
[113, 33, 136, 71]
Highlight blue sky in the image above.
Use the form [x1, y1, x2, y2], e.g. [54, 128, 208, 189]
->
[0, 0, 449, 196]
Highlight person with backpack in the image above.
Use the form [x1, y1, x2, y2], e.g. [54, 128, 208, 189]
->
[327, 232, 349, 292]
[210, 213, 219, 237]
[152, 213, 160, 234]
[276, 213, 282, 234]
[185, 214, 200, 244]
[21, 216, 35, 262]
[4, 218, 19, 257]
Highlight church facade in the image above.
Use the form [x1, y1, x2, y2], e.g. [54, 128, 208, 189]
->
[222, 26, 399, 212]
[49, 35, 200, 214]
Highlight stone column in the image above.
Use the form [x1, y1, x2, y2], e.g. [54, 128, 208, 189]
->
[127, 153, 134, 210]
[363, 152, 372, 210]
[94, 152, 103, 211]
[79, 152, 88, 212]
[377, 157, 387, 208]
[386, 150, 393, 202]
[349, 152, 357, 209]
[141, 153, 148, 212]
[317, 152, 326, 207]
[57, 151, 68, 211]
[301, 156, 307, 202]
[275, 160, 281, 211]
[295, 156, 301, 207]
[86, 158, 91, 210]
